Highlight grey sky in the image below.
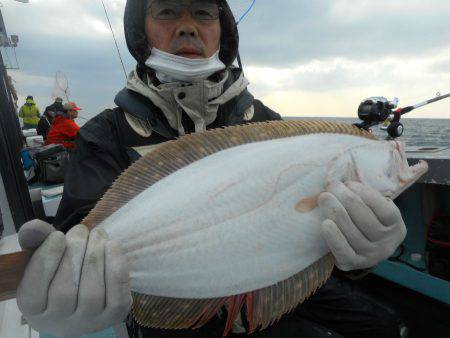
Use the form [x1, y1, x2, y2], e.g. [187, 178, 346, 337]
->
[239, 0, 450, 64]
[3, 0, 450, 119]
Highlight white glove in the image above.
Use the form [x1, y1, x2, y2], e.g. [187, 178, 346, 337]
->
[318, 181, 407, 271]
[17, 220, 132, 338]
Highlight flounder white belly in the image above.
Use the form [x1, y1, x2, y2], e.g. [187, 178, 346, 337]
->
[83, 121, 427, 335]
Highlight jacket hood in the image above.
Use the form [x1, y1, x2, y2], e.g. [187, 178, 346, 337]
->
[124, 0, 239, 70]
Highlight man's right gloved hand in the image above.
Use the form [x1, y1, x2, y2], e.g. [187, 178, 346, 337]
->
[17, 220, 132, 338]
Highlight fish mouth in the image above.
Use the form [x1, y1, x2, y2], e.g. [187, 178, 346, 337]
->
[387, 160, 429, 200]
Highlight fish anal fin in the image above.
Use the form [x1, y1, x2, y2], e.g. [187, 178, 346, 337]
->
[246, 292, 256, 333]
[131, 254, 335, 336]
[223, 294, 246, 337]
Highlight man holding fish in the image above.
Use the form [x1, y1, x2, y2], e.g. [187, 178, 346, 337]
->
[16, 1, 407, 337]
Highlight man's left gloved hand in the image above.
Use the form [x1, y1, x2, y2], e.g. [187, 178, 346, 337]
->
[318, 181, 407, 271]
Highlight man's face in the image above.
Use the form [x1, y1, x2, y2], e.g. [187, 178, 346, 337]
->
[69, 110, 78, 119]
[145, 0, 221, 59]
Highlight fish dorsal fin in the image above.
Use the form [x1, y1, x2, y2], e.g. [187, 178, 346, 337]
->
[83, 120, 374, 228]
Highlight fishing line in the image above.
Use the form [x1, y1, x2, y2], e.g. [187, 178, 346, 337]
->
[233, 0, 257, 71]
[99, 0, 128, 81]
[236, 0, 257, 25]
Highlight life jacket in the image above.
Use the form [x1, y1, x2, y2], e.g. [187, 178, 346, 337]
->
[46, 115, 80, 149]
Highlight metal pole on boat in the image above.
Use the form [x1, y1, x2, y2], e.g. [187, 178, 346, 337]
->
[0, 7, 35, 231]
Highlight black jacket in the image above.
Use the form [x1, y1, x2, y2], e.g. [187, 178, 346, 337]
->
[54, 70, 281, 233]
[45, 102, 64, 114]
[37, 102, 64, 139]
[36, 116, 52, 140]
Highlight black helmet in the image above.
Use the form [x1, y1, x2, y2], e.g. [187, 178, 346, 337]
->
[124, 0, 239, 69]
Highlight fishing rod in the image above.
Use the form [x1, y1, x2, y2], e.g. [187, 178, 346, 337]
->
[355, 92, 450, 138]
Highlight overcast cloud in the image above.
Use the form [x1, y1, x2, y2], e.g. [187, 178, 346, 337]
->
[3, 0, 450, 119]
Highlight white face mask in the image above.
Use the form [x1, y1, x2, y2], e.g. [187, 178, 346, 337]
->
[145, 47, 226, 83]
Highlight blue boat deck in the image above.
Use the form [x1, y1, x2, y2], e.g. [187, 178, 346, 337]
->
[373, 146, 450, 306]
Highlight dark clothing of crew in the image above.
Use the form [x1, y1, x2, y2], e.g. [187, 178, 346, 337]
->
[53, 69, 399, 338]
[37, 115, 52, 140]
[45, 102, 64, 116]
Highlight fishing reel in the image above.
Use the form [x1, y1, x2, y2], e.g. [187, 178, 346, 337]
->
[356, 97, 404, 138]
[355, 92, 450, 138]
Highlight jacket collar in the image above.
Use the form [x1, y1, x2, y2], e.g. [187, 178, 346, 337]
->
[114, 68, 254, 138]
[114, 87, 176, 139]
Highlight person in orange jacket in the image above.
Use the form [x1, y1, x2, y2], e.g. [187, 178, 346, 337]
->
[46, 102, 81, 149]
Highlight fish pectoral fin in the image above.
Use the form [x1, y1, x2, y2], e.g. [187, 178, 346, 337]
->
[295, 195, 319, 213]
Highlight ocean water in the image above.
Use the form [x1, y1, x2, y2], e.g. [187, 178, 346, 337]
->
[285, 117, 450, 148]
[78, 115, 450, 147]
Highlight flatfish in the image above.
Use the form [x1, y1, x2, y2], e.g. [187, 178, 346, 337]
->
[83, 120, 427, 335]
[0, 120, 428, 336]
